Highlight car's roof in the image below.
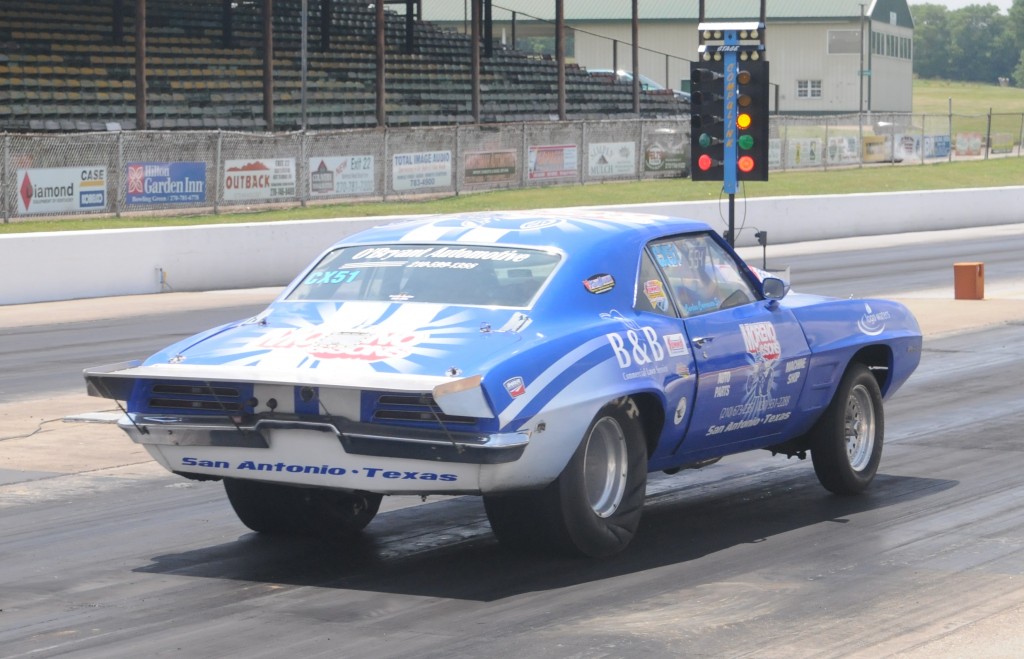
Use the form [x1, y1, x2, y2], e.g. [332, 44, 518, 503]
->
[335, 209, 713, 255]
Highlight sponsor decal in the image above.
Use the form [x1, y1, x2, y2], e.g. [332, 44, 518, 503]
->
[709, 322, 788, 426]
[644, 279, 669, 311]
[682, 298, 721, 315]
[180, 457, 457, 481]
[519, 219, 561, 230]
[601, 311, 673, 380]
[606, 325, 665, 369]
[351, 246, 531, 263]
[584, 273, 616, 294]
[650, 242, 683, 268]
[663, 332, 689, 357]
[858, 303, 892, 336]
[741, 322, 781, 361]
[254, 328, 423, 362]
[504, 376, 527, 398]
[309, 332, 421, 361]
[786, 357, 807, 384]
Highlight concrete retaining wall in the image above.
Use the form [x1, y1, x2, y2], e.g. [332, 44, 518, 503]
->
[2, 187, 1021, 305]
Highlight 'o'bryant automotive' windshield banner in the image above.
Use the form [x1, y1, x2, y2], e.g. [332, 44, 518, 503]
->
[16, 167, 107, 215]
[223, 158, 296, 201]
[126, 162, 207, 204]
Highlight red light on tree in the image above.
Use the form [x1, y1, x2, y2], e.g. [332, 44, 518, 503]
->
[698, 154, 714, 171]
[737, 155, 755, 173]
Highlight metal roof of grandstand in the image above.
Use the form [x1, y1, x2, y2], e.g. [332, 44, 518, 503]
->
[422, 1, 884, 22]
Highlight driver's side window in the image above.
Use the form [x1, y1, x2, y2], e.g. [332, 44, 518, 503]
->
[649, 234, 758, 317]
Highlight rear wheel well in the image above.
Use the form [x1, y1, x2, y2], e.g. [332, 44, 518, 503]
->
[627, 392, 664, 458]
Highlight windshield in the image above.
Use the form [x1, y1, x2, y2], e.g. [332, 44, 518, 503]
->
[286, 244, 561, 307]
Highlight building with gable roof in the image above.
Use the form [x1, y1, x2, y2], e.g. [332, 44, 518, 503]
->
[422, 0, 914, 113]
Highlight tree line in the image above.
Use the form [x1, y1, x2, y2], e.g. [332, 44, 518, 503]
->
[913, 1, 1024, 84]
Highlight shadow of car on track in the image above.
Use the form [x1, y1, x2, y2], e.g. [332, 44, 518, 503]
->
[134, 469, 956, 602]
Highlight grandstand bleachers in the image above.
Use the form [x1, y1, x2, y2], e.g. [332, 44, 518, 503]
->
[0, 0, 687, 132]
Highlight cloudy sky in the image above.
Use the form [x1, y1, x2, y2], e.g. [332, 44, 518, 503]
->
[908, 0, 1013, 11]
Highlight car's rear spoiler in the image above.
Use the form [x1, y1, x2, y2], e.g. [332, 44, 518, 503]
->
[83, 361, 495, 419]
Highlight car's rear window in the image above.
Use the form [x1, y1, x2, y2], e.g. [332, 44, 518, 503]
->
[286, 244, 562, 307]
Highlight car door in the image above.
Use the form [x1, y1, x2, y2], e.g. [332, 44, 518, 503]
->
[631, 249, 699, 463]
[645, 233, 811, 458]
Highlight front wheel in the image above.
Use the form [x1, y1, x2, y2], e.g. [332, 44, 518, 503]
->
[810, 364, 884, 495]
[484, 399, 648, 558]
[223, 478, 382, 538]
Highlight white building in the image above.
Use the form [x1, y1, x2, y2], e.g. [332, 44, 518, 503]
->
[422, 0, 914, 113]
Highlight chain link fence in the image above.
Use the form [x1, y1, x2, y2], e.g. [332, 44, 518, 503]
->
[770, 111, 1024, 172]
[4, 112, 1023, 222]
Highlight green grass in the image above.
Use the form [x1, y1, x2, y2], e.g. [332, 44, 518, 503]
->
[913, 78, 1024, 116]
[3, 79, 1022, 235]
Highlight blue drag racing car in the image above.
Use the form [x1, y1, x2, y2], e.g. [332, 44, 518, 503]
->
[85, 209, 921, 557]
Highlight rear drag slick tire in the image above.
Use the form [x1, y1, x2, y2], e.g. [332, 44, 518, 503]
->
[484, 399, 648, 558]
[224, 478, 382, 538]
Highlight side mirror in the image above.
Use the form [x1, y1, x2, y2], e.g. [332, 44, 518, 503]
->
[761, 276, 789, 301]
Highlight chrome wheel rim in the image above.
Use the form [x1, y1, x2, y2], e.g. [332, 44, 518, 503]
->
[845, 384, 876, 472]
[583, 416, 629, 518]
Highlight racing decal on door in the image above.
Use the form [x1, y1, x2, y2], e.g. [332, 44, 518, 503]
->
[740, 321, 788, 420]
[722, 321, 789, 424]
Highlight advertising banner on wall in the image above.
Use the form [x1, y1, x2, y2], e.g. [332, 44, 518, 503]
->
[463, 150, 517, 185]
[925, 135, 951, 158]
[826, 137, 860, 165]
[862, 135, 890, 163]
[309, 156, 375, 197]
[223, 158, 296, 201]
[990, 133, 1014, 154]
[643, 129, 688, 173]
[528, 144, 577, 180]
[588, 142, 636, 178]
[785, 138, 824, 168]
[126, 162, 207, 205]
[954, 132, 983, 156]
[16, 166, 107, 215]
[392, 151, 452, 191]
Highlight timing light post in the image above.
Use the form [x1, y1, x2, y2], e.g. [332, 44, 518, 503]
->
[690, 1, 769, 247]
